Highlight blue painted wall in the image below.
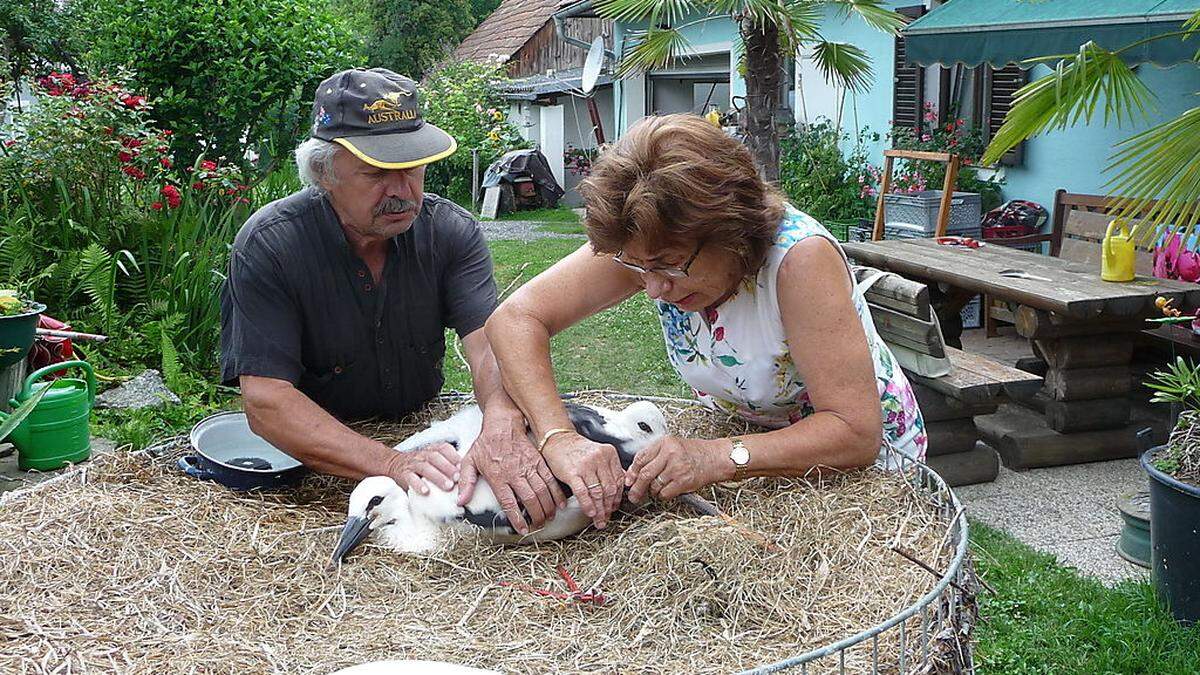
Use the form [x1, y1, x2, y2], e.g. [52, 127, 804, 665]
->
[613, 12, 740, 136]
[1002, 63, 1200, 209]
[818, 3, 1200, 210]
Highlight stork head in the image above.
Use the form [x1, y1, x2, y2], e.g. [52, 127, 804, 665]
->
[331, 476, 411, 564]
[618, 400, 669, 452]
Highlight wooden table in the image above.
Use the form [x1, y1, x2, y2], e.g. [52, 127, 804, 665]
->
[843, 238, 1200, 468]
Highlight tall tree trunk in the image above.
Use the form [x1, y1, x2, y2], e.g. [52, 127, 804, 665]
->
[740, 16, 782, 182]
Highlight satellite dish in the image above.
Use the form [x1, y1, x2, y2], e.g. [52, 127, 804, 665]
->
[581, 35, 605, 95]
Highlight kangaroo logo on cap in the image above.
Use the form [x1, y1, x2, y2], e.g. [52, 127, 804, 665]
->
[363, 87, 418, 124]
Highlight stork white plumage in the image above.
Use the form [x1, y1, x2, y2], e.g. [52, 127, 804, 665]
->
[332, 401, 668, 562]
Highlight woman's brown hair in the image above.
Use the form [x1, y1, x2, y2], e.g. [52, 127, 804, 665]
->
[579, 113, 788, 277]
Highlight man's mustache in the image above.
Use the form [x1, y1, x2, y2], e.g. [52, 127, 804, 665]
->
[375, 197, 416, 216]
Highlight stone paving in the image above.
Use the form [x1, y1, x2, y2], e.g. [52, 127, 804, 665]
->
[0, 437, 116, 497]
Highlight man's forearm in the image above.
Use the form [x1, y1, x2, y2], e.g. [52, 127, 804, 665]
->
[461, 329, 524, 425]
[243, 378, 402, 480]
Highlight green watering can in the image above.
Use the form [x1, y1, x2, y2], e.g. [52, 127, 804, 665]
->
[0, 360, 96, 471]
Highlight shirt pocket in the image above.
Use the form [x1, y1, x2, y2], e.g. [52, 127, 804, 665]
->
[298, 357, 359, 414]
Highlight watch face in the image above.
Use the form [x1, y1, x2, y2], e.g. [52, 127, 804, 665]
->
[730, 444, 750, 465]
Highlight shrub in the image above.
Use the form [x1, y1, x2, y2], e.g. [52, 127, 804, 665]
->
[0, 74, 257, 373]
[888, 103, 1005, 211]
[779, 120, 878, 224]
[420, 58, 529, 205]
[79, 0, 360, 176]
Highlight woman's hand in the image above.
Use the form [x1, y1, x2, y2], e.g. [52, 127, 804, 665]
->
[542, 433, 624, 529]
[458, 415, 567, 536]
[625, 436, 729, 502]
[386, 443, 461, 495]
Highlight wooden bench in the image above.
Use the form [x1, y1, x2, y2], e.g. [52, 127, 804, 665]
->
[855, 267, 1042, 485]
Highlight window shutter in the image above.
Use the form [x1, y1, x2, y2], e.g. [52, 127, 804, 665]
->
[892, 6, 926, 131]
[985, 65, 1027, 166]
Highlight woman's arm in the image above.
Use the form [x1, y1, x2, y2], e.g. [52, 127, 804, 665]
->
[485, 243, 643, 527]
[627, 237, 882, 501]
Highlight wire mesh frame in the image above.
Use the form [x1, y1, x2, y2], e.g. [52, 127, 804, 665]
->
[1, 391, 972, 673]
[535, 390, 973, 674]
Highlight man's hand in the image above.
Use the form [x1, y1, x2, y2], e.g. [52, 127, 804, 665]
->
[542, 433, 624, 529]
[386, 442, 461, 495]
[458, 415, 566, 536]
[625, 436, 728, 503]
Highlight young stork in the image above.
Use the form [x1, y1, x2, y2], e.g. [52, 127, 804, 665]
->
[331, 400, 668, 562]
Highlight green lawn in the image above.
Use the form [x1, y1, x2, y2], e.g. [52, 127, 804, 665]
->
[491, 206, 581, 223]
[972, 524, 1200, 673]
[443, 238, 686, 398]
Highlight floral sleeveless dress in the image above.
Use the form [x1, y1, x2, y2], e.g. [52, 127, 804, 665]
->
[656, 207, 927, 466]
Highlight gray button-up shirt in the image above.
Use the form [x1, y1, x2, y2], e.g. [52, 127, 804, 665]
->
[219, 188, 496, 419]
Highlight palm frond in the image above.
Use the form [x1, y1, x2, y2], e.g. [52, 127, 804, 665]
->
[595, 0, 697, 25]
[828, 0, 905, 35]
[810, 41, 873, 94]
[1103, 105, 1200, 246]
[1186, 10, 1200, 61]
[982, 42, 1155, 165]
[617, 26, 694, 76]
[776, 1, 824, 53]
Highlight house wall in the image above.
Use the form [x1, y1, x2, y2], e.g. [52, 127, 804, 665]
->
[612, 13, 738, 136]
[1001, 63, 1200, 209]
[510, 19, 613, 79]
[561, 86, 615, 205]
[815, 1, 1200, 211]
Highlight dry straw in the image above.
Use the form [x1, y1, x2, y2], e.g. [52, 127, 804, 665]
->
[0, 393, 963, 674]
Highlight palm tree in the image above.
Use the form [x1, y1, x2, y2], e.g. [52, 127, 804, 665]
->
[982, 11, 1200, 245]
[594, 0, 904, 181]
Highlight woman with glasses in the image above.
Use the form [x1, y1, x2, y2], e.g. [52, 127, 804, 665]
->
[484, 114, 926, 530]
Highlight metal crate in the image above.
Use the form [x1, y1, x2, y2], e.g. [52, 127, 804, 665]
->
[884, 191, 982, 234]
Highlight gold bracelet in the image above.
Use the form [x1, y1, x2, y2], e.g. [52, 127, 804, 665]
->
[537, 427, 575, 454]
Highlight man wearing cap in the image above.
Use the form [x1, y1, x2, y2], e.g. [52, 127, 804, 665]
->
[220, 68, 565, 535]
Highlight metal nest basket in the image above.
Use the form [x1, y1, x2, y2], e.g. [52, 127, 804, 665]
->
[552, 391, 978, 675]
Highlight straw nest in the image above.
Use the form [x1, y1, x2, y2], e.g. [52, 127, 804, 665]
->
[0, 393, 968, 674]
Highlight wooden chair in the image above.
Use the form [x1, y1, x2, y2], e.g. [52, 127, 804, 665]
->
[983, 189, 1162, 336]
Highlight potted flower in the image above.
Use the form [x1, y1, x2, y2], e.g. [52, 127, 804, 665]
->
[0, 290, 46, 370]
[1143, 356, 1200, 624]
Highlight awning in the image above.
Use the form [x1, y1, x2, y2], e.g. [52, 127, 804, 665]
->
[904, 0, 1200, 68]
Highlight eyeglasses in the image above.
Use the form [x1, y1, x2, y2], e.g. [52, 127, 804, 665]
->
[613, 241, 704, 278]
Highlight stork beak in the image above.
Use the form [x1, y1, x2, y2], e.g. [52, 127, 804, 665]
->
[331, 515, 371, 564]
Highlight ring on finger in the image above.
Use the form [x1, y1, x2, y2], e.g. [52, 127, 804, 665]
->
[586, 481, 603, 489]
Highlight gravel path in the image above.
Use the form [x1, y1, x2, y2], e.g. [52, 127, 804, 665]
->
[479, 219, 586, 242]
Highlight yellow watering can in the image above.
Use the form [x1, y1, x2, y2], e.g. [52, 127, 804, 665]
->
[1102, 219, 1137, 282]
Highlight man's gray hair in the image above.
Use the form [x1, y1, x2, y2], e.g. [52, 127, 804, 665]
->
[295, 137, 340, 191]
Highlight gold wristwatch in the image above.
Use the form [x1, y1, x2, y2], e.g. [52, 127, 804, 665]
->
[729, 437, 751, 481]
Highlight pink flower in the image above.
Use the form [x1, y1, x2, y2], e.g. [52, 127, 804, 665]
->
[200, 160, 217, 171]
